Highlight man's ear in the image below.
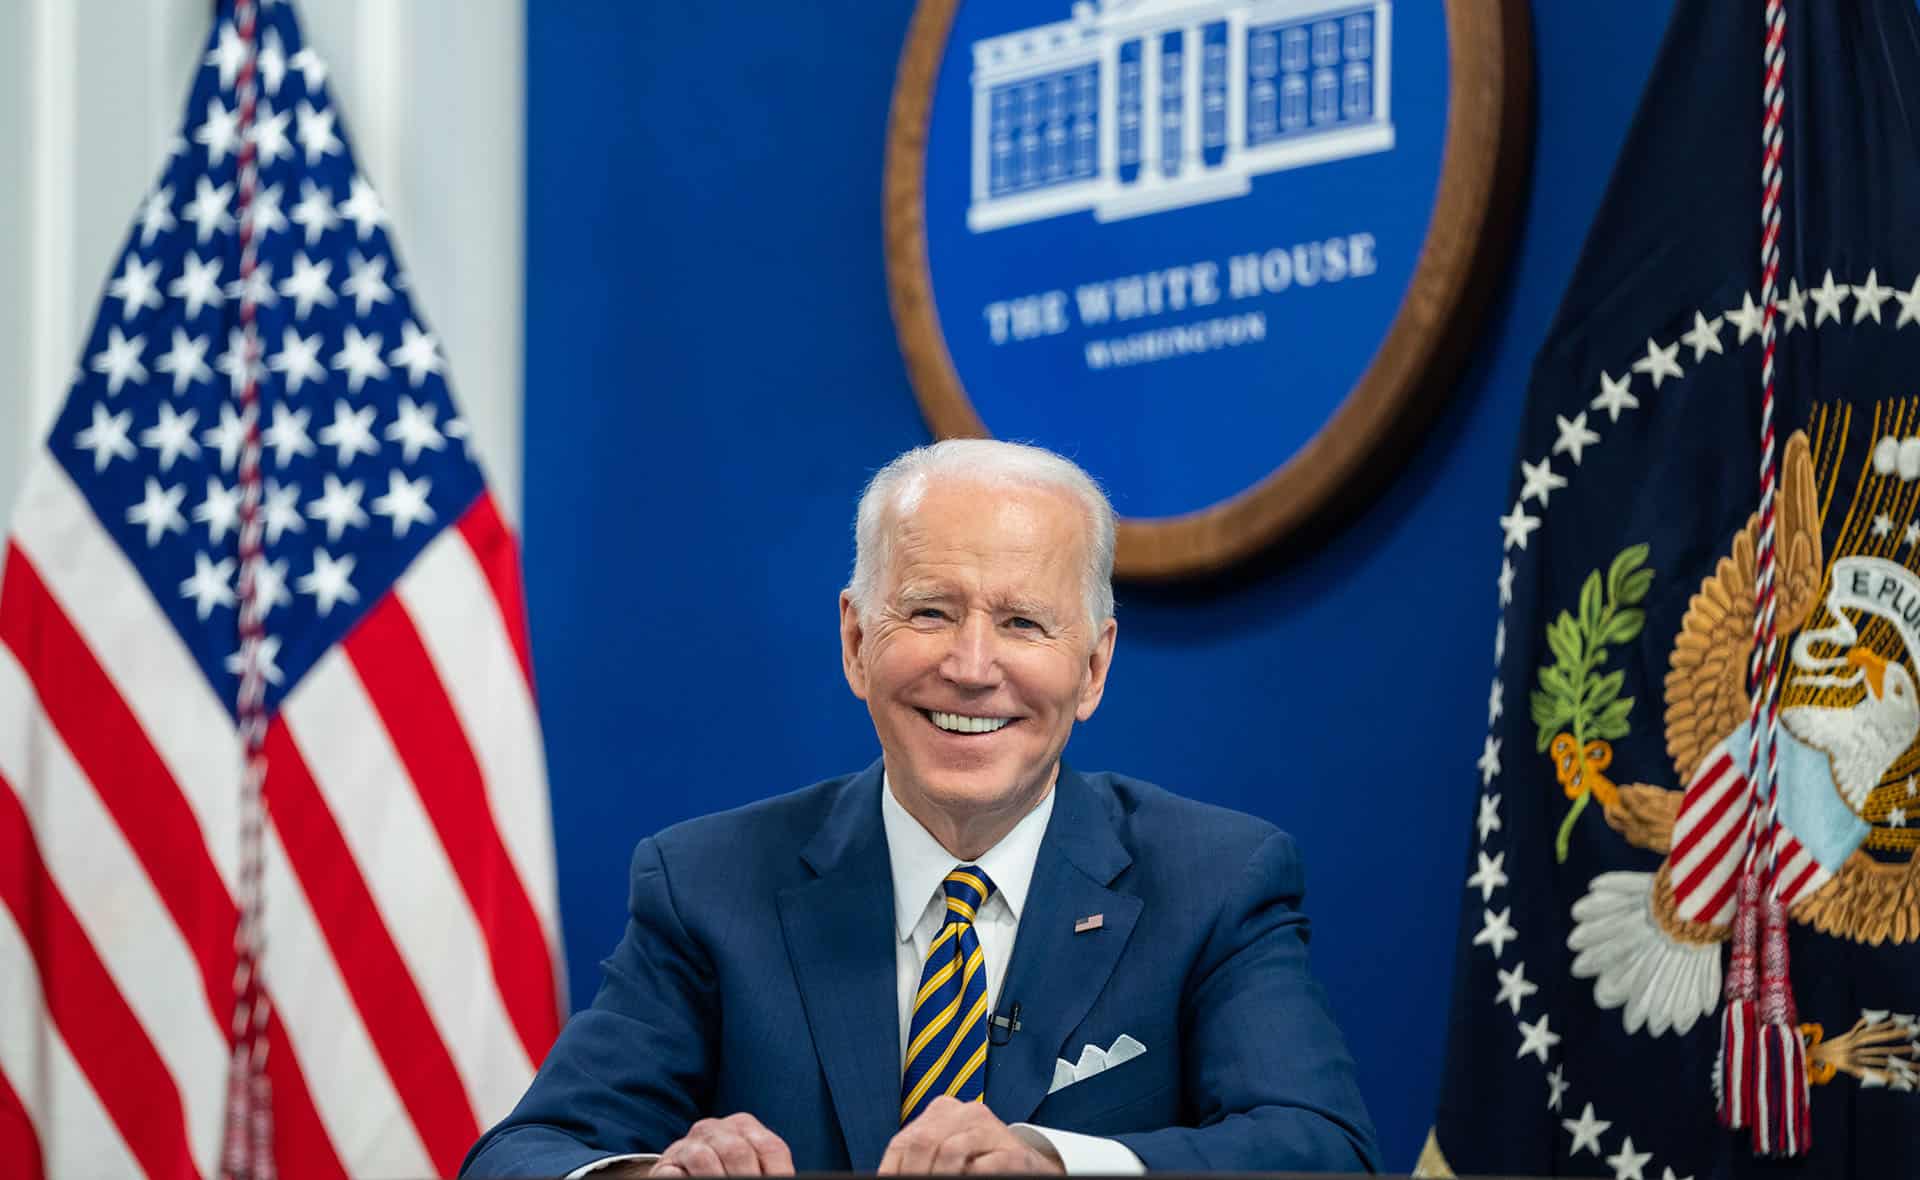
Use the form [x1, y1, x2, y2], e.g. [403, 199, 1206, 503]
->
[1074, 616, 1118, 721]
[840, 592, 869, 700]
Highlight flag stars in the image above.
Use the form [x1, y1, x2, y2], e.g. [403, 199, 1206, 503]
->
[1895, 274, 1920, 329]
[1606, 1136, 1653, 1180]
[1519, 457, 1567, 507]
[291, 179, 341, 245]
[137, 185, 176, 246]
[1499, 502, 1541, 552]
[1874, 512, 1894, 539]
[227, 261, 280, 310]
[389, 322, 444, 388]
[1552, 411, 1601, 465]
[279, 252, 337, 319]
[194, 96, 243, 165]
[249, 100, 294, 168]
[332, 327, 389, 394]
[1493, 960, 1536, 1015]
[296, 100, 344, 165]
[179, 553, 236, 620]
[262, 479, 306, 544]
[1474, 907, 1518, 960]
[202, 401, 255, 470]
[1777, 278, 1809, 333]
[386, 396, 447, 463]
[1467, 850, 1507, 903]
[258, 27, 288, 95]
[215, 329, 261, 397]
[306, 474, 369, 542]
[153, 329, 212, 396]
[342, 252, 394, 316]
[1488, 677, 1505, 724]
[1658, 1169, 1693, 1180]
[243, 555, 293, 620]
[268, 326, 325, 394]
[74, 404, 136, 471]
[1546, 1066, 1568, 1112]
[244, 182, 288, 239]
[1853, 269, 1893, 324]
[126, 478, 188, 546]
[319, 400, 381, 465]
[1477, 793, 1502, 841]
[1494, 620, 1506, 664]
[139, 403, 201, 471]
[1630, 337, 1682, 389]
[262, 403, 316, 467]
[91, 326, 149, 395]
[194, 476, 242, 543]
[290, 45, 328, 91]
[1809, 269, 1850, 326]
[338, 174, 388, 239]
[108, 254, 164, 320]
[297, 550, 360, 617]
[168, 253, 225, 319]
[1497, 558, 1516, 607]
[226, 635, 285, 686]
[1590, 371, 1638, 423]
[1890, 806, 1907, 828]
[372, 470, 436, 537]
[206, 21, 248, 89]
[445, 416, 472, 455]
[1679, 311, 1725, 361]
[1477, 735, 1502, 786]
[1726, 291, 1768, 343]
[1561, 1103, 1610, 1157]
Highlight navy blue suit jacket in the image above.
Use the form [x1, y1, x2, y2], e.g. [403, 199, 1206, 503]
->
[464, 765, 1379, 1175]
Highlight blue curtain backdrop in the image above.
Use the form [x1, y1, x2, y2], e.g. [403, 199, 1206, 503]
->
[524, 1, 1675, 1166]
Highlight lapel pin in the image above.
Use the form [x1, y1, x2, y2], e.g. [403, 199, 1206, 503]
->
[1074, 913, 1104, 933]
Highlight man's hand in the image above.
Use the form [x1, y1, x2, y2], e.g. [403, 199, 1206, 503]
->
[878, 1097, 1066, 1175]
[651, 1113, 795, 1176]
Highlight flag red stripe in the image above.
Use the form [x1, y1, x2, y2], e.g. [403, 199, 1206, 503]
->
[456, 493, 536, 695]
[342, 596, 560, 1063]
[2, 544, 349, 1175]
[0, 1043, 45, 1180]
[1670, 753, 1740, 865]
[1779, 854, 1820, 905]
[1674, 798, 1752, 914]
[0, 780, 198, 1180]
[0, 546, 237, 1019]
[263, 718, 480, 1175]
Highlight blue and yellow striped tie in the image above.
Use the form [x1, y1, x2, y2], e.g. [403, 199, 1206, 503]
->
[900, 866, 996, 1124]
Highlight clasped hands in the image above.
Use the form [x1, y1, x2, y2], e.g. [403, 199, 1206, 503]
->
[649, 1100, 1064, 1176]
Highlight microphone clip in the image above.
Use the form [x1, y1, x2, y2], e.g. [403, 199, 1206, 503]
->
[987, 1001, 1022, 1046]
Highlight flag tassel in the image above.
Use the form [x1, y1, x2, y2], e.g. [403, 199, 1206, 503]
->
[1751, 894, 1810, 1156]
[1715, 873, 1761, 1130]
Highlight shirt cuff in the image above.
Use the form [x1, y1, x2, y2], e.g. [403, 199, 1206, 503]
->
[563, 1153, 658, 1179]
[1011, 1124, 1147, 1174]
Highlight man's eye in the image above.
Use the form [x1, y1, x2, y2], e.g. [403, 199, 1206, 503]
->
[912, 608, 948, 621]
[1008, 617, 1040, 631]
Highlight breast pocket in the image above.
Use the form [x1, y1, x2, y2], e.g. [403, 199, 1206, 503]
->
[1027, 1048, 1174, 1136]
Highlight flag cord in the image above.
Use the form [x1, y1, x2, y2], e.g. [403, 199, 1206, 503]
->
[222, 1, 277, 1177]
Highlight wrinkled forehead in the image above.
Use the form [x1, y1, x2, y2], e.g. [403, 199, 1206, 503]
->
[882, 476, 1090, 587]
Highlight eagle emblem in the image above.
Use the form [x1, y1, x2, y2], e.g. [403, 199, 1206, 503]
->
[1548, 414, 1920, 1088]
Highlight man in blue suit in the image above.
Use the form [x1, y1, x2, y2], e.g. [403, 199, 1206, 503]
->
[465, 440, 1378, 1176]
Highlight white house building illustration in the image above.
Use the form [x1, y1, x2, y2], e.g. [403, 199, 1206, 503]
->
[967, 0, 1392, 231]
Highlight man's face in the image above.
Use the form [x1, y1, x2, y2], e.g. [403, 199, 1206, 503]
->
[840, 478, 1116, 834]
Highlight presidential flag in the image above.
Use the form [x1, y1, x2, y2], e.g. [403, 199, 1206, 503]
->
[0, 2, 562, 1177]
[1427, 0, 1920, 1176]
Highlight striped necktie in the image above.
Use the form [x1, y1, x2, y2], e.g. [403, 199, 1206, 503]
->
[900, 865, 997, 1124]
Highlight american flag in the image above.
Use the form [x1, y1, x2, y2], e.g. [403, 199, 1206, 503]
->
[0, 2, 563, 1177]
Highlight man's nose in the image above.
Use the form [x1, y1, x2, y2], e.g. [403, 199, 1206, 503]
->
[940, 613, 1003, 688]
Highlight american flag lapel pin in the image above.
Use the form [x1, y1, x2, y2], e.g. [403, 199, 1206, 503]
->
[1074, 913, 1104, 933]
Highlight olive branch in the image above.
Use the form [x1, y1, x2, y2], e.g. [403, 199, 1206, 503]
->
[1529, 544, 1652, 862]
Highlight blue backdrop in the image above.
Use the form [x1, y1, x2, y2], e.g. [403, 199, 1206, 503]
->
[523, 2, 1674, 1167]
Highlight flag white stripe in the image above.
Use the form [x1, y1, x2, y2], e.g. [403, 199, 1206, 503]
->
[282, 648, 536, 1122]
[0, 641, 227, 1176]
[0, 902, 142, 1180]
[262, 820, 436, 1179]
[1671, 784, 1752, 903]
[9, 458, 241, 893]
[1671, 758, 1740, 847]
[397, 526, 562, 957]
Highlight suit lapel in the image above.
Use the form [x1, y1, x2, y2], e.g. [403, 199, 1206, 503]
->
[777, 764, 900, 1170]
[985, 768, 1142, 1125]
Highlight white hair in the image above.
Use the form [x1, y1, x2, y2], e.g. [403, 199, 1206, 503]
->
[845, 439, 1117, 628]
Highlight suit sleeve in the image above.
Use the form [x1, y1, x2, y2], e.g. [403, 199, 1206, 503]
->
[462, 837, 717, 1178]
[1111, 830, 1381, 1173]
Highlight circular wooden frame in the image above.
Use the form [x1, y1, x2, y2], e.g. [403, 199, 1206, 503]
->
[884, 0, 1533, 579]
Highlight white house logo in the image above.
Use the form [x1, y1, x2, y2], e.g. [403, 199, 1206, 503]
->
[967, 0, 1393, 231]
[886, 0, 1528, 577]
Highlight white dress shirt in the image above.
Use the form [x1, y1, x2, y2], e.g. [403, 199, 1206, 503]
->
[570, 776, 1145, 1177]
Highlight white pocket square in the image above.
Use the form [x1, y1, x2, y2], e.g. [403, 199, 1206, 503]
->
[1047, 1034, 1146, 1094]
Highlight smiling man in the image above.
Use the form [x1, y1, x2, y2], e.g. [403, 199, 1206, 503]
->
[463, 440, 1378, 1177]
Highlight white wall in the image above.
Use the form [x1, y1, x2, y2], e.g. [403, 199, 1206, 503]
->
[0, 0, 526, 530]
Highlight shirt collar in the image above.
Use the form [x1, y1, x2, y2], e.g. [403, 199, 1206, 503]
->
[880, 771, 1055, 942]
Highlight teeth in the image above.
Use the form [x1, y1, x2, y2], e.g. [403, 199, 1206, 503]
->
[929, 710, 1012, 734]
